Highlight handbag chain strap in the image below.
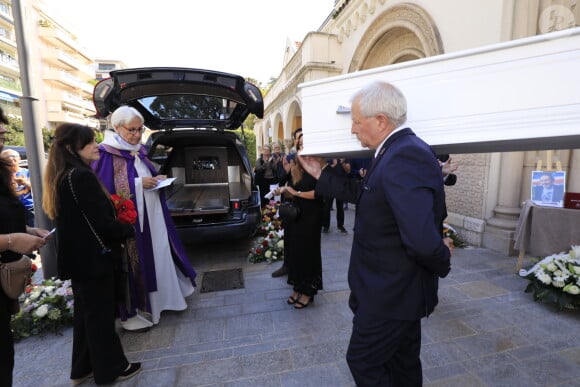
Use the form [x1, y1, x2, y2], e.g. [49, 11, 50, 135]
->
[67, 169, 111, 254]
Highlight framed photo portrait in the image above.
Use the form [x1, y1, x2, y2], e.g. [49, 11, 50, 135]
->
[531, 170, 566, 207]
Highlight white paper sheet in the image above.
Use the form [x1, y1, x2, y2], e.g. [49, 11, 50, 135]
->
[146, 177, 176, 191]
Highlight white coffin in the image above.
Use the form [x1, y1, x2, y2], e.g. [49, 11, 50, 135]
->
[299, 27, 580, 157]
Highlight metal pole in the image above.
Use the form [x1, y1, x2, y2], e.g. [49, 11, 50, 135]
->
[13, 0, 57, 278]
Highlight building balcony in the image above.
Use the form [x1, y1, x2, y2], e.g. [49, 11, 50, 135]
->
[264, 32, 341, 107]
[44, 68, 82, 90]
[76, 66, 96, 82]
[41, 47, 77, 70]
[71, 98, 96, 113]
[0, 32, 16, 50]
[41, 47, 95, 81]
[0, 102, 21, 117]
[0, 78, 21, 93]
[47, 110, 100, 128]
[0, 3, 13, 24]
[38, 26, 93, 62]
[79, 81, 94, 95]
[0, 55, 19, 77]
[46, 90, 93, 112]
[47, 108, 86, 124]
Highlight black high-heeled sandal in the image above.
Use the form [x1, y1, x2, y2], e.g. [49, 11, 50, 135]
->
[294, 295, 314, 309]
[286, 291, 302, 305]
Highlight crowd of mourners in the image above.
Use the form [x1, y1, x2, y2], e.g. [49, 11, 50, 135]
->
[2, 80, 458, 386]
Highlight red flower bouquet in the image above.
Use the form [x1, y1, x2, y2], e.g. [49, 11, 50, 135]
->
[111, 194, 137, 224]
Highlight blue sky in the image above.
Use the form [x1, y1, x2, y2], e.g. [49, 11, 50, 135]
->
[46, 0, 334, 85]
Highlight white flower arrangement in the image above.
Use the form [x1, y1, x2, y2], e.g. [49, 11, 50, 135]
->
[248, 202, 285, 264]
[519, 245, 580, 310]
[10, 277, 74, 341]
[248, 229, 284, 264]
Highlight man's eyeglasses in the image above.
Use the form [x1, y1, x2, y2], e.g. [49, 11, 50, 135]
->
[122, 125, 145, 134]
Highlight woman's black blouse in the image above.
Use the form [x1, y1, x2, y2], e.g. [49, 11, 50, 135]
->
[0, 195, 27, 263]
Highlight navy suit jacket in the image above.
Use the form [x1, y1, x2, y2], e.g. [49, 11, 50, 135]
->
[316, 128, 451, 325]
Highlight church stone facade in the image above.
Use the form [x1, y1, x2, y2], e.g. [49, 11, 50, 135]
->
[255, 0, 580, 255]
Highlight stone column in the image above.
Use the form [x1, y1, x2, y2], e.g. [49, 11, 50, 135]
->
[483, 151, 525, 255]
[568, 149, 580, 192]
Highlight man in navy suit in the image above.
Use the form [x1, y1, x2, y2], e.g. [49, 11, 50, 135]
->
[300, 81, 453, 386]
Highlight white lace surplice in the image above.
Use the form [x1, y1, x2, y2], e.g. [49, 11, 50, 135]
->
[134, 156, 194, 324]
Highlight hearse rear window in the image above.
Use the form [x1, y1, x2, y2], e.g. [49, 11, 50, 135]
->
[138, 95, 238, 120]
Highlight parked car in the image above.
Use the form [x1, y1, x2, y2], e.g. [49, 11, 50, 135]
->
[93, 67, 264, 243]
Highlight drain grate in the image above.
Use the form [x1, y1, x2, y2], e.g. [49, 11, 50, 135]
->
[200, 268, 244, 293]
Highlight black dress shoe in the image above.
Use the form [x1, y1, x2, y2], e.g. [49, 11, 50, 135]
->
[271, 265, 288, 277]
[116, 363, 141, 382]
[321, 227, 329, 233]
[338, 226, 348, 234]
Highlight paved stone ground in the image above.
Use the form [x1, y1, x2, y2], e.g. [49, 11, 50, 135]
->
[12, 209, 580, 386]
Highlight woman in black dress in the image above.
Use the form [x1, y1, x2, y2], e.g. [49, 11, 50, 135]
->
[276, 133, 324, 309]
[42, 123, 140, 385]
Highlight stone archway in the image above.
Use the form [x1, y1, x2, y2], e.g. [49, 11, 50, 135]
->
[349, 3, 443, 72]
[275, 123, 284, 141]
[271, 113, 283, 145]
[285, 99, 303, 152]
[255, 120, 268, 150]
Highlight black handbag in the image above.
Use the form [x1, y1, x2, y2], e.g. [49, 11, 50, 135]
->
[278, 202, 301, 221]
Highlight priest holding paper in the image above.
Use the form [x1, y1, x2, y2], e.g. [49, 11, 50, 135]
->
[92, 105, 197, 332]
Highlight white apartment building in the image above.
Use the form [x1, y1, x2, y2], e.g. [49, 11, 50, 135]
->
[32, 0, 98, 129]
[1, 0, 102, 129]
[0, 1, 22, 118]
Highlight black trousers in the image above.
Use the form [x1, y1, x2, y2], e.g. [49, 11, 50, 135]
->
[347, 319, 422, 387]
[0, 289, 14, 387]
[322, 197, 344, 229]
[71, 273, 129, 385]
